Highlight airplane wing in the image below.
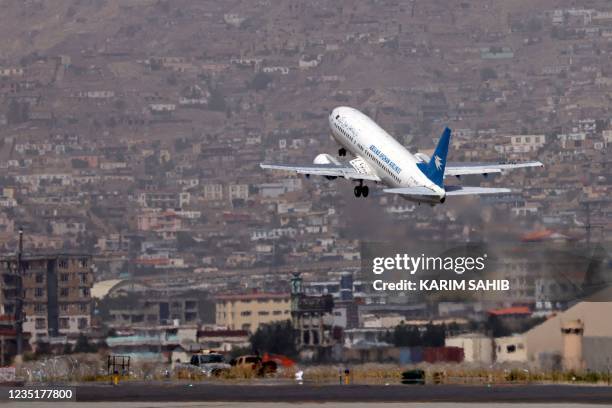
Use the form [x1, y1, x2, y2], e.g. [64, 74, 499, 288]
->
[384, 185, 511, 196]
[260, 163, 381, 181]
[383, 186, 441, 196]
[444, 161, 543, 177]
[444, 185, 511, 195]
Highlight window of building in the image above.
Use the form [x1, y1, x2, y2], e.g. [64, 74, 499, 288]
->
[79, 303, 88, 313]
[34, 304, 45, 313]
[59, 318, 69, 329]
[60, 273, 69, 282]
[79, 273, 87, 284]
[272, 310, 282, 315]
[60, 304, 68, 312]
[258, 311, 269, 316]
[240, 311, 251, 316]
[79, 288, 90, 297]
[241, 323, 251, 331]
[35, 288, 43, 298]
[60, 288, 69, 297]
[35, 318, 46, 330]
[78, 318, 88, 330]
[35, 273, 44, 284]
[80, 258, 88, 268]
[58, 259, 68, 269]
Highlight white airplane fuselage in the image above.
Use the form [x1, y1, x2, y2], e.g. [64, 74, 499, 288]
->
[328, 106, 445, 202]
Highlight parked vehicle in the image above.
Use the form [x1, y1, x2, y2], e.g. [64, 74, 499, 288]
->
[230, 355, 277, 376]
[189, 352, 231, 377]
[401, 369, 425, 385]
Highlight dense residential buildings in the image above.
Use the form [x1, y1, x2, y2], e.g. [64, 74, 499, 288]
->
[0, 0, 609, 367]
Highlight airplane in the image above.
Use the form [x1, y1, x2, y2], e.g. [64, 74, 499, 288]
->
[260, 106, 543, 206]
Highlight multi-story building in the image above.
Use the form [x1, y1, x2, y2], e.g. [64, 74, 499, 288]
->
[0, 253, 94, 345]
[203, 184, 224, 201]
[215, 292, 290, 333]
[228, 184, 249, 202]
[108, 294, 199, 328]
[508, 134, 546, 153]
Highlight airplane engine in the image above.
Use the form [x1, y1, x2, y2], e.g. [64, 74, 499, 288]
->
[314, 154, 340, 180]
[414, 153, 430, 164]
[313, 153, 341, 165]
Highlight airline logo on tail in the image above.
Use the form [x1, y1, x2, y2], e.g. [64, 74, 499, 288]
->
[434, 155, 442, 171]
[416, 127, 451, 188]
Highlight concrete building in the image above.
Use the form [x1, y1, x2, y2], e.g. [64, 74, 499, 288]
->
[494, 335, 527, 363]
[445, 333, 494, 364]
[215, 292, 290, 332]
[203, 184, 223, 201]
[524, 301, 612, 371]
[108, 295, 199, 328]
[228, 184, 249, 202]
[561, 319, 584, 371]
[0, 253, 94, 345]
[196, 329, 249, 352]
[509, 134, 546, 152]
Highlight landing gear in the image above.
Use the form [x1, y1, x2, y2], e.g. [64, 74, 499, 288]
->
[353, 181, 369, 198]
[338, 148, 347, 157]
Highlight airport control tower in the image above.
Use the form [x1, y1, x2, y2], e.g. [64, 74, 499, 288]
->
[561, 319, 585, 372]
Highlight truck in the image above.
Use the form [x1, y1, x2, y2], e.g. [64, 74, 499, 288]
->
[230, 355, 277, 376]
[189, 352, 231, 377]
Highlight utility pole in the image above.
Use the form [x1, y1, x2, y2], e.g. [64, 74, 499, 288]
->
[14, 227, 23, 363]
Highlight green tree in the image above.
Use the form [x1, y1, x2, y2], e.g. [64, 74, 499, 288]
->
[526, 18, 542, 33]
[208, 88, 227, 111]
[421, 323, 445, 347]
[249, 320, 297, 357]
[71, 158, 89, 169]
[7, 99, 28, 124]
[392, 323, 421, 347]
[35, 341, 51, 357]
[480, 67, 497, 81]
[74, 334, 97, 353]
[249, 72, 273, 91]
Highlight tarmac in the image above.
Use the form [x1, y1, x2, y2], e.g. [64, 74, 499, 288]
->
[1, 404, 609, 408]
[70, 383, 612, 403]
[3, 383, 612, 406]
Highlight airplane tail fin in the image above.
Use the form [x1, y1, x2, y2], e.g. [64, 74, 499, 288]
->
[417, 127, 451, 188]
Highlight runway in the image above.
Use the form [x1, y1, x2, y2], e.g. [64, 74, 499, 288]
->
[1, 403, 608, 408]
[66, 383, 612, 403]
